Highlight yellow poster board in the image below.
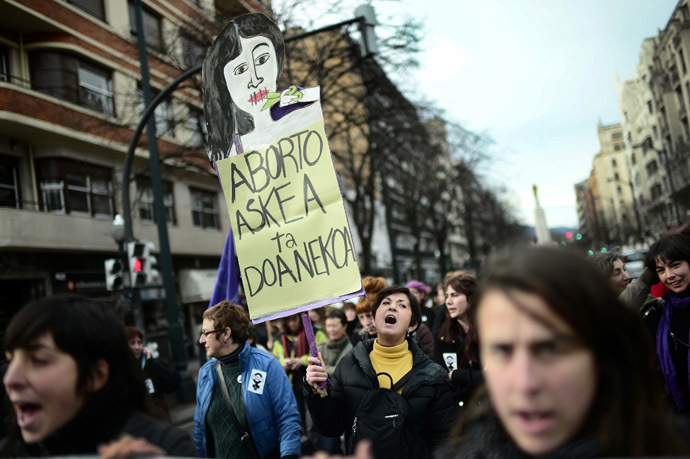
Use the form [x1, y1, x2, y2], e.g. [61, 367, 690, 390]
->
[216, 98, 362, 321]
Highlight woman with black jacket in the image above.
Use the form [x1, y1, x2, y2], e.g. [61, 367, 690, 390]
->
[304, 285, 454, 459]
[433, 274, 483, 412]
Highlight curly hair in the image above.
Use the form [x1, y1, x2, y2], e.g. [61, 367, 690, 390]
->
[204, 301, 251, 344]
[356, 276, 387, 315]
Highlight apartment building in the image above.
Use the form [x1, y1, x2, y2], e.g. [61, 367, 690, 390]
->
[0, 0, 269, 343]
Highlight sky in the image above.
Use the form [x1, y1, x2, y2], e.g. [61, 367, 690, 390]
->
[277, 0, 678, 228]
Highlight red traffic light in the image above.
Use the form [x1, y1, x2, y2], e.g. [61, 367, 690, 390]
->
[565, 231, 572, 239]
[134, 258, 143, 272]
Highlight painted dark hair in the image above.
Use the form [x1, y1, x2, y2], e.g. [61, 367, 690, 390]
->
[371, 285, 421, 332]
[202, 13, 285, 162]
[452, 246, 685, 456]
[645, 234, 690, 273]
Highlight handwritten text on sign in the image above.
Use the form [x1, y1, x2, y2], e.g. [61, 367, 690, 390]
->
[217, 119, 361, 321]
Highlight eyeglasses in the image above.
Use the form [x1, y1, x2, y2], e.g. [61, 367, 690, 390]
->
[200, 328, 223, 338]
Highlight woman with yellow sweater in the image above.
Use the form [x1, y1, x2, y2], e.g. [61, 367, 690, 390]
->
[304, 286, 454, 459]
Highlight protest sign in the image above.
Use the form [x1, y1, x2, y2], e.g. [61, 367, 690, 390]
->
[216, 95, 363, 322]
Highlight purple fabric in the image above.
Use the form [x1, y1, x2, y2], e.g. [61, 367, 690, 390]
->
[208, 227, 240, 307]
[656, 292, 690, 411]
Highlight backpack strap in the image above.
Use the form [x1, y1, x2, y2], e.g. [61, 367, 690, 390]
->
[391, 369, 415, 392]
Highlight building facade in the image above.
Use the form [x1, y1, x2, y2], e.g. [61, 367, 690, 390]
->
[0, 0, 269, 350]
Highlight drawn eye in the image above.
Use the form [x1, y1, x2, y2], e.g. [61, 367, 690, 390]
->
[233, 63, 249, 75]
[255, 53, 270, 66]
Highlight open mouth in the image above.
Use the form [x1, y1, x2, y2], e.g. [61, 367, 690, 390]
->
[384, 314, 397, 325]
[15, 402, 41, 428]
[515, 410, 553, 433]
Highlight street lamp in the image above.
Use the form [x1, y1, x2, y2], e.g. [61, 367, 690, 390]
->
[631, 142, 682, 226]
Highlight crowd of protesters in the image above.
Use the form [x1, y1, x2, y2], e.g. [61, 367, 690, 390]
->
[5, 235, 690, 457]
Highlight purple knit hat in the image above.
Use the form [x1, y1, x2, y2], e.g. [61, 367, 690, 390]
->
[405, 280, 428, 295]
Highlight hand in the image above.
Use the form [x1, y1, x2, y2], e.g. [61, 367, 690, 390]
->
[305, 353, 328, 387]
[98, 434, 165, 458]
[143, 347, 152, 359]
[448, 370, 454, 380]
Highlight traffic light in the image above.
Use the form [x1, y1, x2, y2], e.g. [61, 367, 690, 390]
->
[127, 241, 148, 287]
[104, 258, 124, 291]
[127, 240, 159, 287]
[565, 231, 573, 239]
[576, 233, 582, 240]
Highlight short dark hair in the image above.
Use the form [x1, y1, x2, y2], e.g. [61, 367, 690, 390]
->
[204, 301, 251, 344]
[124, 326, 143, 342]
[371, 286, 421, 332]
[4, 294, 145, 409]
[590, 252, 623, 277]
[326, 308, 347, 326]
[645, 234, 690, 272]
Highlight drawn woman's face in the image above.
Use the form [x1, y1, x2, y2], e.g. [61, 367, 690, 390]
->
[223, 35, 278, 118]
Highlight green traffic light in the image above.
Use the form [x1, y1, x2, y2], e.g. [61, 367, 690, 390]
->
[588, 250, 594, 255]
[576, 233, 582, 240]
[601, 247, 607, 252]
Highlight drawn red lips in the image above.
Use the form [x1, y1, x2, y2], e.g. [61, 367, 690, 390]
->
[248, 89, 269, 103]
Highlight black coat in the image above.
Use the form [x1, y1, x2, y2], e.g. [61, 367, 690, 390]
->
[433, 333, 483, 408]
[305, 338, 455, 459]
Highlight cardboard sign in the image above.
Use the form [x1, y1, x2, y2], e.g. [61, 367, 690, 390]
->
[203, 13, 362, 322]
[216, 96, 362, 321]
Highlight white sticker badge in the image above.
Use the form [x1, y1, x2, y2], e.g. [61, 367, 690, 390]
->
[443, 353, 457, 372]
[248, 369, 267, 395]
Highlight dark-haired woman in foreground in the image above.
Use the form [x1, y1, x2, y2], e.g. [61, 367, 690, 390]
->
[445, 247, 689, 457]
[304, 286, 454, 459]
[1, 294, 194, 457]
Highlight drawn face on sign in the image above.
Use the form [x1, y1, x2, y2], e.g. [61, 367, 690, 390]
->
[223, 35, 278, 119]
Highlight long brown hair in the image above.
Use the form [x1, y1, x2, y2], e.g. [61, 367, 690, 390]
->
[438, 275, 478, 361]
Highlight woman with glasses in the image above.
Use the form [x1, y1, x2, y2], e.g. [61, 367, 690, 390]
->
[193, 301, 301, 458]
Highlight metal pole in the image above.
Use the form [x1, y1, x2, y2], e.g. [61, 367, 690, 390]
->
[133, 0, 191, 400]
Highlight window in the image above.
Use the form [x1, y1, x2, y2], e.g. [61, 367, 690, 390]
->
[128, 1, 163, 52]
[78, 64, 114, 115]
[647, 100, 653, 114]
[651, 184, 663, 200]
[612, 159, 618, 168]
[653, 125, 659, 139]
[680, 49, 688, 74]
[617, 186, 622, 195]
[639, 194, 645, 206]
[188, 108, 207, 148]
[614, 144, 622, 151]
[0, 46, 8, 82]
[190, 187, 220, 229]
[612, 132, 623, 140]
[627, 132, 632, 143]
[0, 155, 20, 208]
[646, 160, 659, 177]
[136, 176, 176, 225]
[138, 88, 174, 138]
[631, 153, 636, 165]
[614, 172, 620, 180]
[29, 51, 114, 116]
[181, 34, 207, 69]
[66, 0, 105, 21]
[36, 158, 113, 217]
